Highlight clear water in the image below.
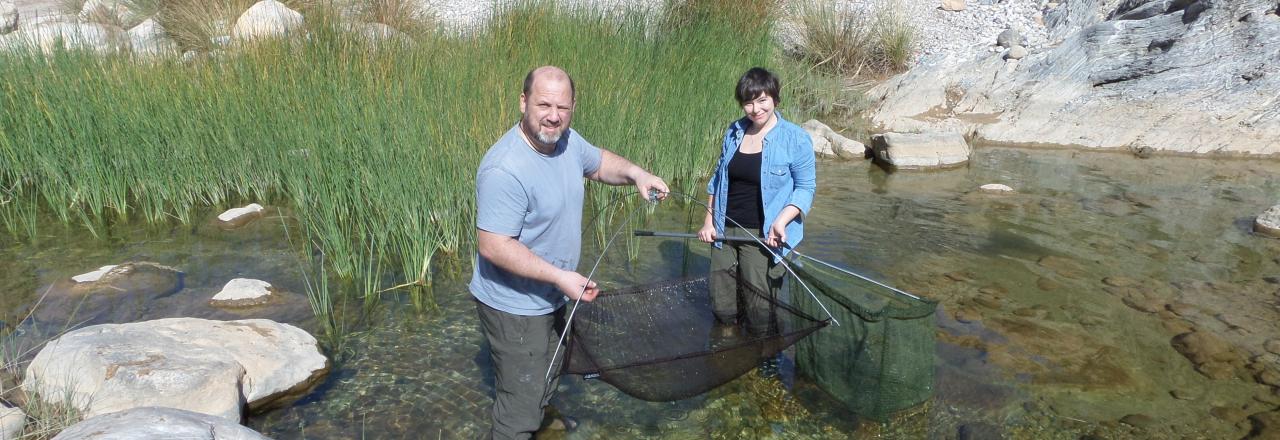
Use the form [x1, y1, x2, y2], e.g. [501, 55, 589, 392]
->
[4, 146, 1280, 439]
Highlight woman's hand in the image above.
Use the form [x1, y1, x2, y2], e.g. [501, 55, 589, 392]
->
[697, 222, 717, 243]
[766, 220, 787, 249]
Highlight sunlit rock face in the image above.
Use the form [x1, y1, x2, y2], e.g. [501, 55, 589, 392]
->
[51, 406, 272, 440]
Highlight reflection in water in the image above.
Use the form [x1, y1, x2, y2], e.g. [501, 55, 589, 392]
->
[4, 147, 1280, 438]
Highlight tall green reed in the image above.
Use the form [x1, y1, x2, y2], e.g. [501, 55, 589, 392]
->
[0, 0, 783, 321]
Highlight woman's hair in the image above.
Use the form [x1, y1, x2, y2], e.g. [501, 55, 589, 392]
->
[735, 67, 781, 105]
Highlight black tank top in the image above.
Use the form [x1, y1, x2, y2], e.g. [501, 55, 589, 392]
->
[725, 151, 763, 229]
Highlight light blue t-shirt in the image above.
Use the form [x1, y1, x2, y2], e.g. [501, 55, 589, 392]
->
[470, 124, 603, 316]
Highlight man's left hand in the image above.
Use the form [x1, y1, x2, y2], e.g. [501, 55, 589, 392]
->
[636, 173, 670, 202]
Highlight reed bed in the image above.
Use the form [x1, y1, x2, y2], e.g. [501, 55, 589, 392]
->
[0, 1, 783, 320]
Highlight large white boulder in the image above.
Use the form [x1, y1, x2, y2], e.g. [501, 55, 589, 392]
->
[0, 22, 119, 53]
[217, 203, 265, 228]
[870, 132, 971, 169]
[1256, 205, 1280, 238]
[801, 119, 865, 159]
[51, 407, 271, 440]
[25, 318, 329, 422]
[231, 0, 303, 41]
[128, 18, 176, 56]
[0, 404, 23, 440]
[1, 0, 16, 35]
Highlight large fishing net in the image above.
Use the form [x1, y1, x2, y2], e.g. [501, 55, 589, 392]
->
[789, 252, 938, 420]
[564, 268, 828, 401]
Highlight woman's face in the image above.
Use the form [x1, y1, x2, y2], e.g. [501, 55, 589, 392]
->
[741, 93, 776, 127]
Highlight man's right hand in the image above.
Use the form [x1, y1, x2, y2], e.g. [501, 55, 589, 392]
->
[556, 270, 599, 302]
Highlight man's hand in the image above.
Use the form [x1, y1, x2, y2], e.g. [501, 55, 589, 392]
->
[555, 269, 600, 302]
[636, 172, 669, 202]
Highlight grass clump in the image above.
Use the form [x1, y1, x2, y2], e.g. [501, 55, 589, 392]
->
[792, 0, 916, 76]
[0, 1, 780, 318]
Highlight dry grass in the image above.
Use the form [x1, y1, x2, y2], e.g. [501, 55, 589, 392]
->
[351, 0, 434, 35]
[792, 0, 916, 76]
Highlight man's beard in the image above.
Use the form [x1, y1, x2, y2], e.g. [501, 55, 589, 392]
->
[535, 130, 563, 145]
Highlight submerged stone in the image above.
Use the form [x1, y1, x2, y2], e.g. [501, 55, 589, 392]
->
[210, 278, 275, 307]
[1255, 205, 1280, 238]
[51, 406, 271, 440]
[72, 264, 118, 283]
[216, 203, 265, 228]
[871, 132, 971, 169]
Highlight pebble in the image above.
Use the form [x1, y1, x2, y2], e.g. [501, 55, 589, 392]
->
[1102, 276, 1139, 287]
[1256, 369, 1280, 387]
[945, 271, 975, 282]
[979, 183, 1014, 193]
[1036, 277, 1060, 291]
[954, 307, 981, 323]
[1119, 413, 1156, 428]
[1013, 307, 1040, 317]
[1167, 302, 1197, 317]
[1210, 406, 1249, 423]
[1170, 389, 1197, 400]
[974, 296, 1003, 310]
[1121, 296, 1162, 313]
[1265, 339, 1280, 355]
[1005, 45, 1027, 60]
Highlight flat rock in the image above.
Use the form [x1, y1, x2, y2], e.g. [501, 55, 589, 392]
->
[72, 264, 119, 283]
[1256, 205, 1280, 238]
[210, 278, 275, 307]
[1119, 413, 1156, 428]
[941, 0, 966, 12]
[231, 0, 303, 41]
[0, 404, 23, 440]
[25, 318, 329, 422]
[870, 132, 971, 169]
[979, 183, 1014, 193]
[51, 406, 271, 440]
[216, 203, 265, 228]
[38, 262, 184, 326]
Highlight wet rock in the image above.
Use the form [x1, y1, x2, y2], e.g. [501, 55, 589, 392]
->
[1119, 413, 1156, 428]
[1102, 276, 1139, 287]
[25, 318, 330, 422]
[216, 203, 265, 228]
[974, 296, 1003, 310]
[954, 307, 981, 323]
[1247, 411, 1280, 439]
[0, 404, 22, 440]
[945, 271, 975, 282]
[1256, 368, 1280, 387]
[1078, 314, 1105, 327]
[1167, 302, 1198, 317]
[1256, 390, 1280, 406]
[1212, 405, 1250, 423]
[1170, 389, 1197, 400]
[1171, 331, 1246, 379]
[979, 183, 1014, 193]
[1013, 307, 1041, 318]
[51, 406, 271, 440]
[1036, 277, 1061, 291]
[1256, 206, 1280, 238]
[72, 264, 118, 283]
[979, 286, 1007, 296]
[870, 132, 971, 169]
[231, 0, 303, 41]
[210, 278, 275, 307]
[1038, 255, 1085, 279]
[1266, 339, 1280, 355]
[1162, 319, 1195, 335]
[1121, 296, 1163, 314]
[37, 262, 184, 326]
[957, 422, 1001, 440]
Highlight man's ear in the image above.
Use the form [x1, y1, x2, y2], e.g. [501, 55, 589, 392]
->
[519, 93, 528, 115]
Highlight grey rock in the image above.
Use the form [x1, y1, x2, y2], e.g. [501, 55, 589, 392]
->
[1, 0, 15, 35]
[1256, 205, 1280, 238]
[232, 0, 303, 41]
[997, 27, 1022, 47]
[128, 18, 177, 56]
[52, 407, 271, 440]
[1005, 45, 1028, 60]
[871, 132, 971, 169]
[942, 0, 967, 12]
[802, 119, 865, 159]
[0, 22, 122, 53]
[868, 0, 1280, 156]
[0, 404, 23, 440]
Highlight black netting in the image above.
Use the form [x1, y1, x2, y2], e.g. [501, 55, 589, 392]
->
[565, 269, 828, 401]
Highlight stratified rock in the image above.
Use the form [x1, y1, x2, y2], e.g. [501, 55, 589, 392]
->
[1, 0, 16, 34]
[231, 0, 303, 41]
[941, 0, 966, 12]
[867, 0, 1280, 156]
[217, 203, 265, 228]
[870, 132, 970, 169]
[802, 119, 865, 159]
[51, 407, 271, 440]
[25, 318, 329, 422]
[1255, 205, 1280, 238]
[128, 18, 176, 56]
[0, 404, 23, 440]
[211, 278, 275, 307]
[979, 183, 1014, 193]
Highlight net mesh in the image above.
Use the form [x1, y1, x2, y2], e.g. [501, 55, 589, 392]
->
[565, 269, 828, 401]
[790, 254, 938, 421]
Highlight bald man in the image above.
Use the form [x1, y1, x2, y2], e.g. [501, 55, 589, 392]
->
[471, 66, 669, 439]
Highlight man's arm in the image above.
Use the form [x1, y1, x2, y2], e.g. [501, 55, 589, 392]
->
[587, 149, 670, 201]
[477, 229, 600, 301]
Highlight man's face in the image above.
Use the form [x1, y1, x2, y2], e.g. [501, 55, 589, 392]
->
[520, 78, 575, 147]
[741, 92, 775, 127]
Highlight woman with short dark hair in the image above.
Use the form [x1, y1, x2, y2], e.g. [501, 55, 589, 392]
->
[698, 67, 817, 340]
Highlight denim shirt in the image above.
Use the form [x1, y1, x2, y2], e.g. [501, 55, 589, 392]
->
[706, 112, 816, 260]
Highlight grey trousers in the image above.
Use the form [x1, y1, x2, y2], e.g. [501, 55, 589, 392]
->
[710, 237, 785, 335]
[476, 300, 565, 440]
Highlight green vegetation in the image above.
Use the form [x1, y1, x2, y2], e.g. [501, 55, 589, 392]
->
[0, 1, 780, 324]
[792, 0, 916, 76]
